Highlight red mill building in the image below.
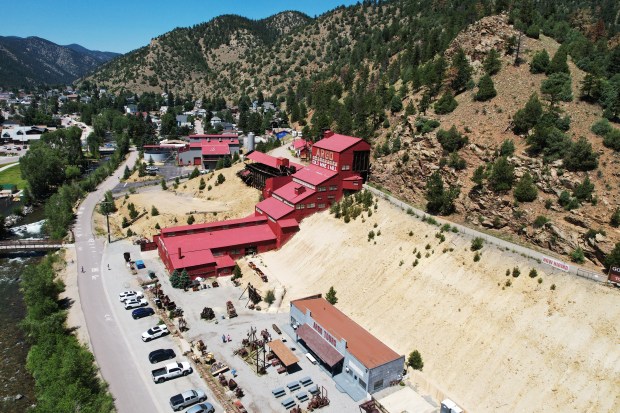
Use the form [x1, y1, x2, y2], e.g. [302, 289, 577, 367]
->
[156, 131, 370, 277]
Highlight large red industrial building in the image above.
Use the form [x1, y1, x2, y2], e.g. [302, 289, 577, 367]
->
[155, 131, 370, 278]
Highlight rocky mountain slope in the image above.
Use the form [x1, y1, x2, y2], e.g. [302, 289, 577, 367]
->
[0, 36, 119, 88]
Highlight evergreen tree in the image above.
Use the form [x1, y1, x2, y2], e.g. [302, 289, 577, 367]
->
[450, 48, 473, 93]
[404, 101, 416, 117]
[514, 172, 538, 202]
[513, 94, 543, 134]
[425, 171, 460, 215]
[407, 350, 424, 371]
[471, 165, 486, 189]
[474, 74, 497, 101]
[541, 73, 573, 105]
[122, 165, 131, 180]
[610, 208, 620, 228]
[180, 269, 190, 289]
[390, 95, 403, 113]
[483, 49, 502, 75]
[530, 50, 550, 74]
[573, 175, 594, 202]
[437, 126, 468, 153]
[170, 270, 181, 288]
[325, 286, 338, 305]
[434, 92, 458, 114]
[489, 157, 515, 192]
[499, 139, 515, 156]
[563, 137, 598, 171]
[547, 46, 569, 74]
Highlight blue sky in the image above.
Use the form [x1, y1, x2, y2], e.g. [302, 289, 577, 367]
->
[0, 0, 359, 54]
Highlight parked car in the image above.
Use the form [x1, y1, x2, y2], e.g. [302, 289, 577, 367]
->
[169, 389, 206, 411]
[142, 325, 169, 342]
[119, 290, 144, 302]
[146, 165, 159, 171]
[124, 298, 148, 310]
[151, 361, 192, 383]
[186, 403, 215, 413]
[131, 307, 155, 319]
[148, 348, 176, 364]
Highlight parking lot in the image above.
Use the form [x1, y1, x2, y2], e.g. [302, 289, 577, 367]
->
[104, 240, 360, 412]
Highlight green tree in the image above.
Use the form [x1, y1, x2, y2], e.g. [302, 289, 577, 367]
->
[450, 48, 473, 93]
[20, 141, 66, 199]
[499, 139, 515, 156]
[604, 242, 620, 271]
[610, 208, 620, 228]
[425, 171, 460, 215]
[187, 214, 195, 225]
[216, 173, 226, 185]
[151, 206, 159, 216]
[474, 74, 497, 101]
[434, 92, 458, 114]
[198, 177, 206, 191]
[190, 167, 200, 179]
[563, 137, 598, 171]
[483, 49, 501, 75]
[547, 46, 569, 74]
[160, 178, 167, 190]
[573, 175, 594, 202]
[513, 94, 543, 135]
[325, 286, 338, 305]
[541, 73, 572, 105]
[407, 350, 424, 371]
[489, 157, 515, 192]
[514, 172, 538, 202]
[603, 128, 620, 151]
[530, 50, 550, 74]
[437, 126, 468, 153]
[264, 290, 276, 305]
[180, 269, 190, 289]
[232, 264, 242, 280]
[122, 165, 131, 180]
[471, 165, 486, 189]
[390, 95, 403, 113]
[170, 270, 181, 288]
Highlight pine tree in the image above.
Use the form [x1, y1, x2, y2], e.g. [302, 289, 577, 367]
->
[563, 137, 598, 171]
[530, 50, 550, 74]
[390, 95, 403, 113]
[122, 165, 131, 180]
[513, 94, 543, 134]
[325, 286, 338, 305]
[514, 172, 538, 202]
[474, 74, 497, 101]
[407, 350, 424, 371]
[434, 92, 458, 114]
[483, 49, 502, 75]
[425, 171, 459, 215]
[472, 165, 486, 189]
[573, 175, 594, 202]
[547, 46, 569, 74]
[170, 270, 181, 288]
[405, 101, 416, 117]
[541, 73, 573, 105]
[180, 269, 190, 289]
[450, 49, 473, 93]
[489, 157, 515, 192]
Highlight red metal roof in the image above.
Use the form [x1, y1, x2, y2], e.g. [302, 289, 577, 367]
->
[292, 165, 337, 186]
[245, 151, 303, 171]
[256, 197, 294, 220]
[190, 134, 238, 138]
[312, 133, 367, 153]
[201, 144, 231, 155]
[342, 174, 363, 181]
[215, 255, 236, 269]
[161, 215, 267, 236]
[278, 218, 299, 229]
[292, 139, 311, 150]
[296, 324, 344, 367]
[273, 181, 315, 204]
[161, 224, 277, 269]
[292, 297, 401, 369]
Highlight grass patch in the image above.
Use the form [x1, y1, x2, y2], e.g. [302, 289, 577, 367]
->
[0, 163, 28, 190]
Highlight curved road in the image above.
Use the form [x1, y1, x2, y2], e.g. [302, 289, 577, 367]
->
[73, 149, 161, 412]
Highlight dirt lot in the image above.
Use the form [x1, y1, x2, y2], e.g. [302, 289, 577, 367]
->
[255, 197, 620, 413]
[96, 163, 260, 239]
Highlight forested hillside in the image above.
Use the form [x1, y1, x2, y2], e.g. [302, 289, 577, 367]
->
[84, 0, 620, 269]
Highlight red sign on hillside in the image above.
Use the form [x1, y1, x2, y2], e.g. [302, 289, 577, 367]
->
[608, 266, 620, 284]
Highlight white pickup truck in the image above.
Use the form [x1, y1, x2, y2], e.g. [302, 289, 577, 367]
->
[152, 361, 192, 383]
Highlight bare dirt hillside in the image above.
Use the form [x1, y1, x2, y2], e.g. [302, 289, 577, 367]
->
[257, 197, 620, 413]
[94, 163, 260, 239]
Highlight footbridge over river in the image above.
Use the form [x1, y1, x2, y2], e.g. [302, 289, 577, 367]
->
[0, 239, 65, 252]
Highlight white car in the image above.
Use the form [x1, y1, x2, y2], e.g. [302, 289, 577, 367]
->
[142, 325, 169, 342]
[124, 298, 148, 310]
[119, 290, 144, 302]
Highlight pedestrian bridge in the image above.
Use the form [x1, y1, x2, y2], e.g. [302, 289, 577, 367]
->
[0, 239, 64, 252]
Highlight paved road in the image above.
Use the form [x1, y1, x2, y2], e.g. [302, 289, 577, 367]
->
[0, 156, 22, 166]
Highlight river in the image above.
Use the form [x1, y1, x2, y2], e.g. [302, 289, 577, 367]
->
[0, 209, 46, 413]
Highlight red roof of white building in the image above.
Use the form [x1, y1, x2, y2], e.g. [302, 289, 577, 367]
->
[201, 144, 231, 155]
[293, 164, 337, 186]
[161, 215, 267, 236]
[292, 139, 311, 150]
[256, 197, 294, 220]
[245, 151, 303, 171]
[312, 133, 366, 153]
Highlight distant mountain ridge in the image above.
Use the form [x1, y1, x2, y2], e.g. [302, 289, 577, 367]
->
[0, 36, 120, 88]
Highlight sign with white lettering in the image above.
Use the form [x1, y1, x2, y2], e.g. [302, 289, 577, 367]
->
[608, 266, 620, 283]
[311, 149, 338, 171]
[312, 321, 337, 347]
[542, 256, 569, 272]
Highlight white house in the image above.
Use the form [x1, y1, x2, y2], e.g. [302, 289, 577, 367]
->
[1, 126, 47, 144]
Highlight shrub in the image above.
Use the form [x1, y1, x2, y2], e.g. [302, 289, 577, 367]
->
[610, 208, 620, 228]
[529, 269, 538, 278]
[434, 92, 458, 114]
[127, 228, 133, 237]
[190, 167, 200, 179]
[512, 94, 543, 135]
[541, 73, 573, 104]
[563, 137, 598, 171]
[151, 206, 159, 216]
[471, 237, 484, 251]
[325, 286, 338, 305]
[473, 252, 481, 262]
[538, 277, 543, 284]
[525, 24, 540, 39]
[187, 214, 195, 225]
[591, 119, 612, 136]
[570, 247, 585, 263]
[489, 157, 515, 192]
[512, 267, 521, 277]
[425, 171, 460, 215]
[448, 151, 467, 170]
[483, 49, 501, 75]
[603, 128, 620, 151]
[533, 215, 549, 228]
[122, 216, 129, 228]
[499, 139, 515, 157]
[198, 177, 206, 190]
[437, 126, 468, 153]
[573, 175, 594, 202]
[530, 50, 550, 73]
[550, 284, 556, 290]
[407, 350, 424, 371]
[216, 173, 226, 185]
[514, 172, 538, 202]
[160, 178, 167, 190]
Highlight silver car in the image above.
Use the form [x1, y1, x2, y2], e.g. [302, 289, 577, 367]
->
[169, 389, 206, 411]
[185, 403, 215, 413]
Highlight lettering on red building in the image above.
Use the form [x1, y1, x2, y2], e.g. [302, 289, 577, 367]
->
[312, 321, 337, 347]
[312, 149, 338, 171]
[609, 266, 620, 283]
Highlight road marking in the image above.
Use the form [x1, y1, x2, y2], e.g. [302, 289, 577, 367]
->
[104, 314, 112, 322]
[91, 268, 99, 273]
[78, 246, 83, 251]
[88, 238, 95, 243]
[91, 275, 98, 280]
